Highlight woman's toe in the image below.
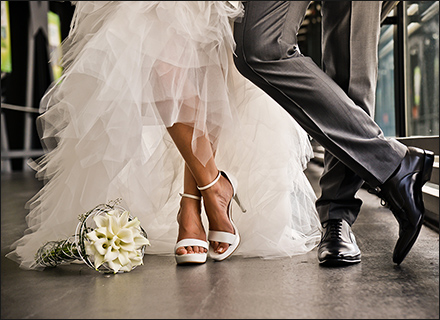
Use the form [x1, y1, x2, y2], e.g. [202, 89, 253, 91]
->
[176, 246, 187, 255]
[210, 241, 219, 251]
[216, 243, 229, 254]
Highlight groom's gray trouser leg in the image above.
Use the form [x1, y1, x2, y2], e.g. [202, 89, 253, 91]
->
[233, 1, 407, 188]
[316, 1, 382, 225]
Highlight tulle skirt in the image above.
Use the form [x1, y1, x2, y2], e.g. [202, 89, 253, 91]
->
[6, 1, 321, 270]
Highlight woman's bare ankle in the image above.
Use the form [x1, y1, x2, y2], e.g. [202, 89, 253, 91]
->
[200, 176, 234, 252]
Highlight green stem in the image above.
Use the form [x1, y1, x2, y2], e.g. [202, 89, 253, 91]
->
[38, 240, 81, 266]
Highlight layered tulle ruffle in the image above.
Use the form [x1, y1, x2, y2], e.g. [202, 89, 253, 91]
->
[6, 1, 321, 270]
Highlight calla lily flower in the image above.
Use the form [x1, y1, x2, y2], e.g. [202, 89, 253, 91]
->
[84, 209, 150, 273]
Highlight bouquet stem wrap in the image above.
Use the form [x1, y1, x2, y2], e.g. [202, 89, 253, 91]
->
[35, 199, 150, 273]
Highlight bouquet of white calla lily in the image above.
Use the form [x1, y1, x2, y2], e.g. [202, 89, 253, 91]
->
[84, 209, 150, 272]
[35, 199, 150, 274]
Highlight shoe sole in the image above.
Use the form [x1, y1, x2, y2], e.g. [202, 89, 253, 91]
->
[175, 253, 207, 265]
[176, 261, 207, 265]
[393, 150, 434, 265]
[319, 256, 361, 267]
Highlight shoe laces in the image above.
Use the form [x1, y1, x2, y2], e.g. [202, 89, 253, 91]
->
[367, 187, 391, 209]
[369, 188, 405, 227]
[327, 220, 343, 240]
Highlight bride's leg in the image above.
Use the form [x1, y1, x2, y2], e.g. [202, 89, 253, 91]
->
[175, 165, 207, 255]
[167, 122, 235, 254]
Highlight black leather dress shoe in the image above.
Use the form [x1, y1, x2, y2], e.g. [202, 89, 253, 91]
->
[378, 147, 434, 265]
[317, 219, 361, 266]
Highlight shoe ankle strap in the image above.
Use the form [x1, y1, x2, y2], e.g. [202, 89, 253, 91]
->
[179, 193, 201, 201]
[197, 171, 222, 191]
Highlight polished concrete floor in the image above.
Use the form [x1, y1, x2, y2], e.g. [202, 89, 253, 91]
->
[1, 162, 439, 319]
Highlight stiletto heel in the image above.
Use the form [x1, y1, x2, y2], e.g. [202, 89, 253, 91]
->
[233, 194, 247, 214]
[175, 193, 209, 265]
[197, 171, 246, 261]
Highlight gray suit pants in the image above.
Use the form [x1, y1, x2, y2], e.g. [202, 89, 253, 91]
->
[316, 1, 386, 225]
[233, 1, 407, 224]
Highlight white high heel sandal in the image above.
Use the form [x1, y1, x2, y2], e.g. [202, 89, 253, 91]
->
[197, 171, 247, 261]
[174, 193, 209, 265]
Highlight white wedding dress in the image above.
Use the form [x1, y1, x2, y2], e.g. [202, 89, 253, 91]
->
[7, 1, 321, 270]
